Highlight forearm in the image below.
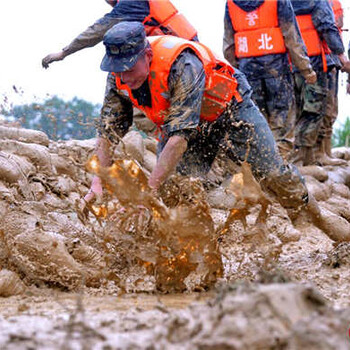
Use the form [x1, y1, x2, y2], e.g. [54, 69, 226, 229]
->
[86, 137, 112, 199]
[279, 1, 312, 75]
[95, 137, 113, 167]
[312, 3, 344, 55]
[282, 23, 313, 75]
[148, 136, 188, 190]
[63, 17, 121, 56]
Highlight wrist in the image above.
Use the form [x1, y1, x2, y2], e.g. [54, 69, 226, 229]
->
[61, 47, 72, 58]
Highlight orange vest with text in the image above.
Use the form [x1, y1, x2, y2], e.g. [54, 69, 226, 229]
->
[296, 14, 331, 71]
[227, 0, 286, 58]
[115, 36, 241, 127]
[141, 0, 197, 40]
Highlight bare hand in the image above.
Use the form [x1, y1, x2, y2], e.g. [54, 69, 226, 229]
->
[80, 176, 103, 215]
[341, 61, 350, 74]
[338, 54, 350, 74]
[305, 70, 317, 85]
[42, 51, 66, 69]
[347, 83, 350, 95]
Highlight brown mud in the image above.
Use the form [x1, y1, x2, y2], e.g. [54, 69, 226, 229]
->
[1, 121, 350, 348]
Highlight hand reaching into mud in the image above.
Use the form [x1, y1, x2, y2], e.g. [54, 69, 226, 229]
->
[42, 51, 67, 69]
[80, 176, 103, 216]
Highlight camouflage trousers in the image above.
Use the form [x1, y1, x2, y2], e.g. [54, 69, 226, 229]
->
[178, 70, 308, 210]
[318, 68, 339, 141]
[294, 71, 329, 147]
[248, 73, 296, 158]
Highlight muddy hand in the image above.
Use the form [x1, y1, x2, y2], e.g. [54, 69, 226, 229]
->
[42, 51, 66, 69]
[80, 176, 103, 216]
[339, 54, 350, 74]
[305, 70, 317, 85]
[341, 61, 350, 74]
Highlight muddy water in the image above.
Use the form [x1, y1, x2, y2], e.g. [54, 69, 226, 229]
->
[87, 156, 223, 293]
[1, 283, 350, 350]
[0, 290, 211, 317]
[1, 121, 350, 348]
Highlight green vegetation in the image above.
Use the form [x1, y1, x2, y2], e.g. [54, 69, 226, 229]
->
[333, 117, 350, 147]
[1, 96, 100, 140]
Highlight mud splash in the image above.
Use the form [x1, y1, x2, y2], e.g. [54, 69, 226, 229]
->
[86, 155, 223, 292]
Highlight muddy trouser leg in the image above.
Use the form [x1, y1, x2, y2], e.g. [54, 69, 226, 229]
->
[249, 75, 296, 159]
[294, 71, 328, 148]
[224, 70, 308, 212]
[319, 69, 337, 139]
[265, 74, 296, 159]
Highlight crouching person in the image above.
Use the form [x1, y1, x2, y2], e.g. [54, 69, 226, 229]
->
[85, 22, 350, 242]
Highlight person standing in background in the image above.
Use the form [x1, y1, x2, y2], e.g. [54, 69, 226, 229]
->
[291, 0, 350, 166]
[314, 0, 347, 165]
[223, 0, 316, 160]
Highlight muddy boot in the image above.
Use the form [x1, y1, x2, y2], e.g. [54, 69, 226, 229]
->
[314, 138, 347, 166]
[291, 146, 315, 166]
[305, 194, 350, 241]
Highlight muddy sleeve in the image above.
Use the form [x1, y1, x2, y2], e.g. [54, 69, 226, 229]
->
[62, 0, 150, 55]
[223, 3, 238, 68]
[162, 50, 206, 139]
[97, 73, 134, 143]
[278, 0, 313, 75]
[312, 1, 344, 55]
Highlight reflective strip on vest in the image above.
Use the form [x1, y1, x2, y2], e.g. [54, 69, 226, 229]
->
[227, 0, 286, 58]
[142, 0, 197, 40]
[115, 36, 241, 126]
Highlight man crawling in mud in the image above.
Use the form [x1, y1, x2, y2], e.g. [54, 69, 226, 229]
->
[85, 22, 350, 242]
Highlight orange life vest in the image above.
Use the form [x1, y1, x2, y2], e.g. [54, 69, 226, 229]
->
[142, 0, 197, 40]
[296, 15, 331, 72]
[329, 0, 343, 32]
[227, 0, 286, 58]
[115, 36, 242, 127]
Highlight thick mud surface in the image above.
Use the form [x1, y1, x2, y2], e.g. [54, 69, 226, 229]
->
[1, 122, 350, 348]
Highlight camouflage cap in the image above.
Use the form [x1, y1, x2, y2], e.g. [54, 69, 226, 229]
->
[100, 22, 148, 73]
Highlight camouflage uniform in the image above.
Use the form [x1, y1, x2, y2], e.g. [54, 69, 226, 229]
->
[63, 1, 155, 56]
[223, 0, 313, 158]
[291, 0, 345, 151]
[100, 49, 308, 211]
[317, 0, 343, 153]
[317, 68, 339, 144]
[62, 0, 198, 136]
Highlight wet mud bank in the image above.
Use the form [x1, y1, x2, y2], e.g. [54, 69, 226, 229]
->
[1, 122, 350, 348]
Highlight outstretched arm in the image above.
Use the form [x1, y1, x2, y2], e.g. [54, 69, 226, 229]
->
[42, 0, 150, 68]
[42, 15, 121, 68]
